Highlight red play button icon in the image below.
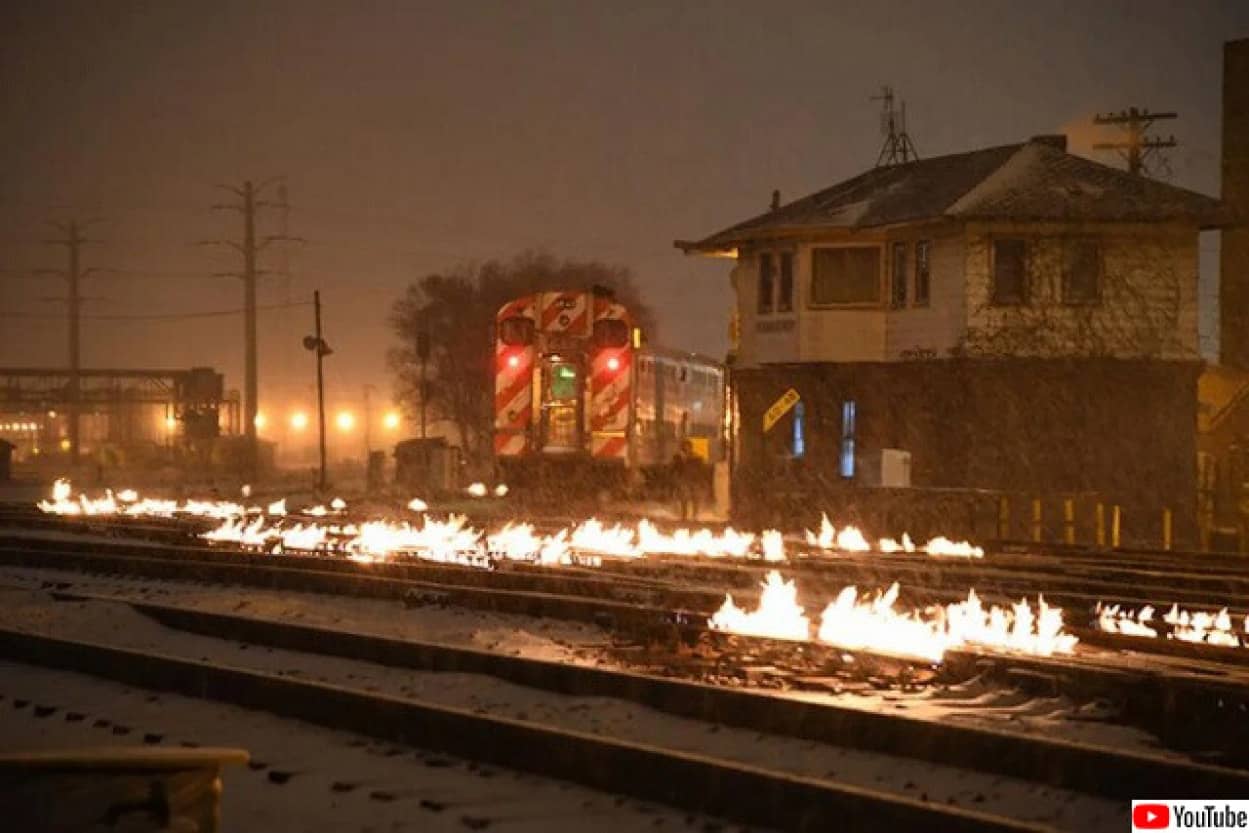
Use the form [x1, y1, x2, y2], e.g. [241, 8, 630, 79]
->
[1133, 804, 1170, 829]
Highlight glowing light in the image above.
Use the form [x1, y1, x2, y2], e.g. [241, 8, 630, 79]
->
[47, 410, 57, 418]
[507, 354, 521, 369]
[494, 483, 509, 497]
[709, 571, 810, 642]
[165, 416, 177, 430]
[336, 411, 355, 431]
[59, 439, 71, 451]
[466, 482, 488, 498]
[383, 411, 401, 430]
[407, 497, 428, 512]
[253, 413, 267, 430]
[606, 355, 621, 372]
[290, 412, 309, 431]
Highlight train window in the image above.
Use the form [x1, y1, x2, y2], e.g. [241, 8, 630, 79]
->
[548, 363, 579, 401]
[499, 317, 535, 346]
[593, 319, 629, 348]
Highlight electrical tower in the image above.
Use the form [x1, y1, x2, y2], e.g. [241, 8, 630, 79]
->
[873, 86, 919, 167]
[1093, 107, 1177, 177]
[38, 219, 106, 464]
[204, 179, 301, 479]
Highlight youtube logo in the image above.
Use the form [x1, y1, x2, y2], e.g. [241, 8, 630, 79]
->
[1133, 804, 1170, 829]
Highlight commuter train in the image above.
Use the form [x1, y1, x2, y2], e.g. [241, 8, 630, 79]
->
[493, 289, 725, 482]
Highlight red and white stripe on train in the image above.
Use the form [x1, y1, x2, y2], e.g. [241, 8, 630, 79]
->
[494, 290, 634, 463]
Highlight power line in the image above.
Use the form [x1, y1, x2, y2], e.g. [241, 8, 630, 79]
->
[1093, 107, 1177, 177]
[0, 300, 312, 321]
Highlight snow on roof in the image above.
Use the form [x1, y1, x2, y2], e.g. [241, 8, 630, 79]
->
[678, 138, 1227, 253]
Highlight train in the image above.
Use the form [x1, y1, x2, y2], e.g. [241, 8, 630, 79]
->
[493, 289, 725, 486]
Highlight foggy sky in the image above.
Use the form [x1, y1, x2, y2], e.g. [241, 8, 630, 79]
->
[2, 0, 1246, 417]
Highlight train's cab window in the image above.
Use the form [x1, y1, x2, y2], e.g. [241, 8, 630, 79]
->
[593, 319, 629, 348]
[548, 363, 579, 401]
[499, 317, 535, 346]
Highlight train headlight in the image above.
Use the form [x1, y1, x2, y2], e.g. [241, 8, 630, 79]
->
[507, 354, 521, 369]
[606, 356, 621, 372]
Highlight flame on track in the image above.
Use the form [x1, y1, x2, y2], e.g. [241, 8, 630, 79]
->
[804, 513, 984, 558]
[709, 570, 1077, 662]
[1096, 602, 1248, 648]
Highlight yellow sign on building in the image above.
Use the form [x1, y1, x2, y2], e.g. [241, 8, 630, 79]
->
[762, 388, 801, 432]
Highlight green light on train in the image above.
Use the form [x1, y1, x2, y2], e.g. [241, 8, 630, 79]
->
[557, 366, 576, 379]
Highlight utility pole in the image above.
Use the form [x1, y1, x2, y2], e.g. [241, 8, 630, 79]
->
[417, 327, 430, 439]
[1093, 107, 1177, 176]
[304, 290, 332, 492]
[363, 384, 374, 457]
[206, 178, 300, 480]
[39, 219, 102, 465]
[872, 86, 919, 167]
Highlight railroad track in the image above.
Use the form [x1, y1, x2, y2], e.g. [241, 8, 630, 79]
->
[2, 582, 1246, 832]
[3, 528, 1249, 767]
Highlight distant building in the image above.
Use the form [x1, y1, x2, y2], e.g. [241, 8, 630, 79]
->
[678, 136, 1226, 544]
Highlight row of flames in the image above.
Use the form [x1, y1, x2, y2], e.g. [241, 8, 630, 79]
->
[34, 480, 1247, 658]
[1095, 602, 1249, 649]
[709, 570, 1077, 662]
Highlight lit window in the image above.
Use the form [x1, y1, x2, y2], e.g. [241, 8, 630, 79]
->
[1062, 239, 1101, 304]
[758, 253, 775, 314]
[914, 240, 931, 307]
[839, 400, 856, 478]
[811, 248, 881, 306]
[991, 239, 1028, 305]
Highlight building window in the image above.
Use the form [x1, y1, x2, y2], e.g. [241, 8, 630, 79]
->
[914, 240, 931, 306]
[839, 400, 856, 478]
[810, 247, 881, 306]
[1062, 239, 1101, 304]
[890, 242, 908, 308]
[757, 253, 774, 315]
[991, 238, 1028, 305]
[778, 252, 794, 313]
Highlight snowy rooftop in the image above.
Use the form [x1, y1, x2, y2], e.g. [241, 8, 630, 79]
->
[678, 137, 1227, 253]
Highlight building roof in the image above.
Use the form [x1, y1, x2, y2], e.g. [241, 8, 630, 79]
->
[677, 137, 1228, 254]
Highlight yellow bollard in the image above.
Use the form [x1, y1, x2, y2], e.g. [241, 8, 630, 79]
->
[1111, 505, 1122, 549]
[997, 496, 1010, 540]
[1031, 498, 1042, 543]
[1162, 507, 1173, 552]
[1095, 503, 1105, 548]
[1063, 498, 1075, 545]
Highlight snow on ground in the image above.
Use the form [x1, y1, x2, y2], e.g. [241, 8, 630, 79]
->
[0, 660, 732, 833]
[0, 580, 1126, 831]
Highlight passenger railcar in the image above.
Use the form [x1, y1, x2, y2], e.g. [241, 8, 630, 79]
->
[493, 289, 724, 480]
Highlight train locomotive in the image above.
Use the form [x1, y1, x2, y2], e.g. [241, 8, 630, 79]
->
[493, 289, 725, 488]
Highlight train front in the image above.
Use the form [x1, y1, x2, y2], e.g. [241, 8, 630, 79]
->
[494, 291, 635, 483]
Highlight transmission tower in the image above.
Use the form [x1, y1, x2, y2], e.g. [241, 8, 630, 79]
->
[1093, 107, 1177, 177]
[37, 219, 109, 464]
[202, 178, 301, 479]
[873, 86, 919, 167]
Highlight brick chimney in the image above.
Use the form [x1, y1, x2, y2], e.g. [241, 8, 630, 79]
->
[1221, 39, 1249, 368]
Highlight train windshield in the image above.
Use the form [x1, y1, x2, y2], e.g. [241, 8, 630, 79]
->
[499, 317, 535, 346]
[593, 319, 629, 348]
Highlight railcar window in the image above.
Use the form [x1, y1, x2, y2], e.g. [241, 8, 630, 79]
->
[499, 317, 535, 346]
[593, 319, 629, 348]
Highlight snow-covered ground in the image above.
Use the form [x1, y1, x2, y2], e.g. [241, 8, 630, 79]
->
[1, 660, 726, 833]
[0, 570, 1131, 831]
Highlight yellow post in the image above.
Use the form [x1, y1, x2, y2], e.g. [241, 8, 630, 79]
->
[1111, 505, 1122, 549]
[1162, 507, 1173, 552]
[1095, 502, 1105, 548]
[997, 496, 1010, 540]
[1063, 498, 1075, 545]
[1031, 498, 1042, 543]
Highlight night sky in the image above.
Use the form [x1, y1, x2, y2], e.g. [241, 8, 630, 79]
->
[2, 0, 1246, 418]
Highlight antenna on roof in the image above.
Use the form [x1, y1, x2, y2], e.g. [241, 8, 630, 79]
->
[1092, 107, 1177, 178]
[872, 85, 920, 167]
